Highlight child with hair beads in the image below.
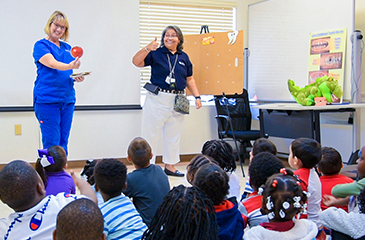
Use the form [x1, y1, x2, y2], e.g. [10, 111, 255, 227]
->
[317, 147, 354, 212]
[53, 198, 106, 240]
[242, 138, 278, 199]
[193, 163, 245, 240]
[186, 154, 218, 184]
[244, 169, 318, 240]
[202, 139, 240, 203]
[142, 185, 219, 240]
[289, 138, 325, 239]
[239, 152, 285, 228]
[35, 146, 75, 196]
[123, 137, 170, 227]
[320, 185, 365, 239]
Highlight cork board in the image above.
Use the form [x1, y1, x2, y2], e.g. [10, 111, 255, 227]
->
[184, 30, 244, 95]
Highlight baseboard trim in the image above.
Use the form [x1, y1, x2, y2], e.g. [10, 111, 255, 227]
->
[0, 154, 197, 171]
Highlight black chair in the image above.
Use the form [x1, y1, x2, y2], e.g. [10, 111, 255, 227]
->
[214, 89, 262, 177]
[331, 230, 365, 240]
[348, 149, 360, 165]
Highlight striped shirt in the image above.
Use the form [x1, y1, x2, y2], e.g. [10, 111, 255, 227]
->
[100, 194, 147, 240]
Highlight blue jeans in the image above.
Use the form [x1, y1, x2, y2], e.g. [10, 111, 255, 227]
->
[34, 102, 75, 155]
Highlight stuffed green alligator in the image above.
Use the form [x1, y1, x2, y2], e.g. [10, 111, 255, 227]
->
[288, 76, 343, 106]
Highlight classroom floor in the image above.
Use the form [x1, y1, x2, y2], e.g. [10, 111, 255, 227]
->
[0, 161, 250, 219]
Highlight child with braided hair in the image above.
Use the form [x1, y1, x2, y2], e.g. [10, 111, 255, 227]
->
[142, 184, 219, 240]
[202, 139, 240, 203]
[186, 154, 218, 184]
[193, 163, 245, 240]
[244, 169, 318, 240]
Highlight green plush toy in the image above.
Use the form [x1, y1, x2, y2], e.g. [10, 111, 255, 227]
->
[288, 76, 343, 106]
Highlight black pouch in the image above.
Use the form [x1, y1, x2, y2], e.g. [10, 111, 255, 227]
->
[143, 83, 159, 95]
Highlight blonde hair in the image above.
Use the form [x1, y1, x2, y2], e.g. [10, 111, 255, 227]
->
[44, 10, 70, 41]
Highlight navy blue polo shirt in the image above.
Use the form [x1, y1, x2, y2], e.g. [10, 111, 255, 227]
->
[144, 46, 193, 91]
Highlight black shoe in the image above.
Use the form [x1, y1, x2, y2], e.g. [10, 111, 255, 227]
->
[164, 168, 184, 177]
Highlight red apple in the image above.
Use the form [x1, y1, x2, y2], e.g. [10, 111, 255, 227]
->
[71, 46, 83, 58]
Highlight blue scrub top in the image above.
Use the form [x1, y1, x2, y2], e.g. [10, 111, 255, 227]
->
[33, 39, 75, 104]
[144, 46, 193, 91]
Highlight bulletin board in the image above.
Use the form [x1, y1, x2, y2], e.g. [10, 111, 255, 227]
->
[184, 31, 244, 95]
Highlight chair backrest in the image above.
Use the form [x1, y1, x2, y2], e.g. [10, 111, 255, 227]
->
[214, 89, 252, 132]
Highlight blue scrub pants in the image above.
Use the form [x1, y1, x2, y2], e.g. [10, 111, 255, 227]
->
[34, 102, 75, 155]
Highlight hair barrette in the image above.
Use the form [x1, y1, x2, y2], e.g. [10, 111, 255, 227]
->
[38, 149, 55, 167]
[266, 196, 274, 210]
[303, 191, 311, 198]
[293, 196, 301, 208]
[268, 212, 275, 220]
[258, 187, 264, 195]
[272, 179, 278, 187]
[280, 168, 287, 175]
[279, 209, 286, 218]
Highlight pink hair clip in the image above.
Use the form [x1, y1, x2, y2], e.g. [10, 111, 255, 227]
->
[280, 168, 287, 175]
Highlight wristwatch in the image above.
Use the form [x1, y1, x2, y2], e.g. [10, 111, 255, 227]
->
[195, 96, 201, 99]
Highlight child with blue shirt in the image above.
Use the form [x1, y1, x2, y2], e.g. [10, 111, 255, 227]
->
[94, 158, 147, 239]
[123, 137, 170, 227]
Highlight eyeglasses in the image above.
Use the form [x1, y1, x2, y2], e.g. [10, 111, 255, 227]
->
[165, 35, 178, 39]
[52, 22, 66, 31]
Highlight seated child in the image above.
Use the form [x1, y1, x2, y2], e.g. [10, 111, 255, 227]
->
[239, 152, 284, 228]
[289, 137, 324, 239]
[202, 139, 241, 203]
[94, 158, 147, 239]
[186, 154, 218, 184]
[193, 163, 245, 240]
[244, 169, 318, 239]
[0, 160, 96, 240]
[123, 137, 170, 227]
[317, 146, 353, 212]
[80, 159, 104, 205]
[243, 138, 278, 199]
[35, 146, 76, 195]
[53, 198, 106, 240]
[331, 145, 365, 198]
[320, 185, 365, 239]
[142, 185, 219, 240]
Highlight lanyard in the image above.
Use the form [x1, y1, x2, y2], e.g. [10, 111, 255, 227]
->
[167, 54, 178, 78]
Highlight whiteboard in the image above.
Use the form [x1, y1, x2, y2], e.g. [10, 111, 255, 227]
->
[247, 0, 354, 101]
[0, 0, 140, 107]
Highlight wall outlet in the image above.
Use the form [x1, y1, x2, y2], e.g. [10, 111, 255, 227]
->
[15, 124, 21, 135]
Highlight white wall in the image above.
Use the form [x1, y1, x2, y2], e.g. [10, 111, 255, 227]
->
[1, 0, 365, 164]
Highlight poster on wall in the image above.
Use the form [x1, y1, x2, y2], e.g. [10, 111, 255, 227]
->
[308, 28, 347, 88]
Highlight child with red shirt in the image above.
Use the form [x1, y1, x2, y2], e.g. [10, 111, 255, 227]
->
[238, 152, 284, 228]
[289, 138, 325, 240]
[317, 147, 354, 212]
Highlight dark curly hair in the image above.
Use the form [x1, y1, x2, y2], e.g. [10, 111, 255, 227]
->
[358, 185, 365, 214]
[252, 138, 277, 156]
[143, 185, 219, 240]
[249, 152, 284, 190]
[56, 198, 104, 240]
[317, 147, 342, 175]
[0, 160, 40, 211]
[291, 138, 322, 168]
[202, 139, 236, 172]
[94, 158, 127, 198]
[186, 154, 218, 184]
[261, 169, 307, 222]
[193, 163, 229, 205]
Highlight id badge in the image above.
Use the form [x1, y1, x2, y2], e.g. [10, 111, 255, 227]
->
[165, 76, 176, 85]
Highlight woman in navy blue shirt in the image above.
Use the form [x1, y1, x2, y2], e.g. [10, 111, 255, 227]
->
[133, 26, 202, 177]
[33, 11, 84, 155]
